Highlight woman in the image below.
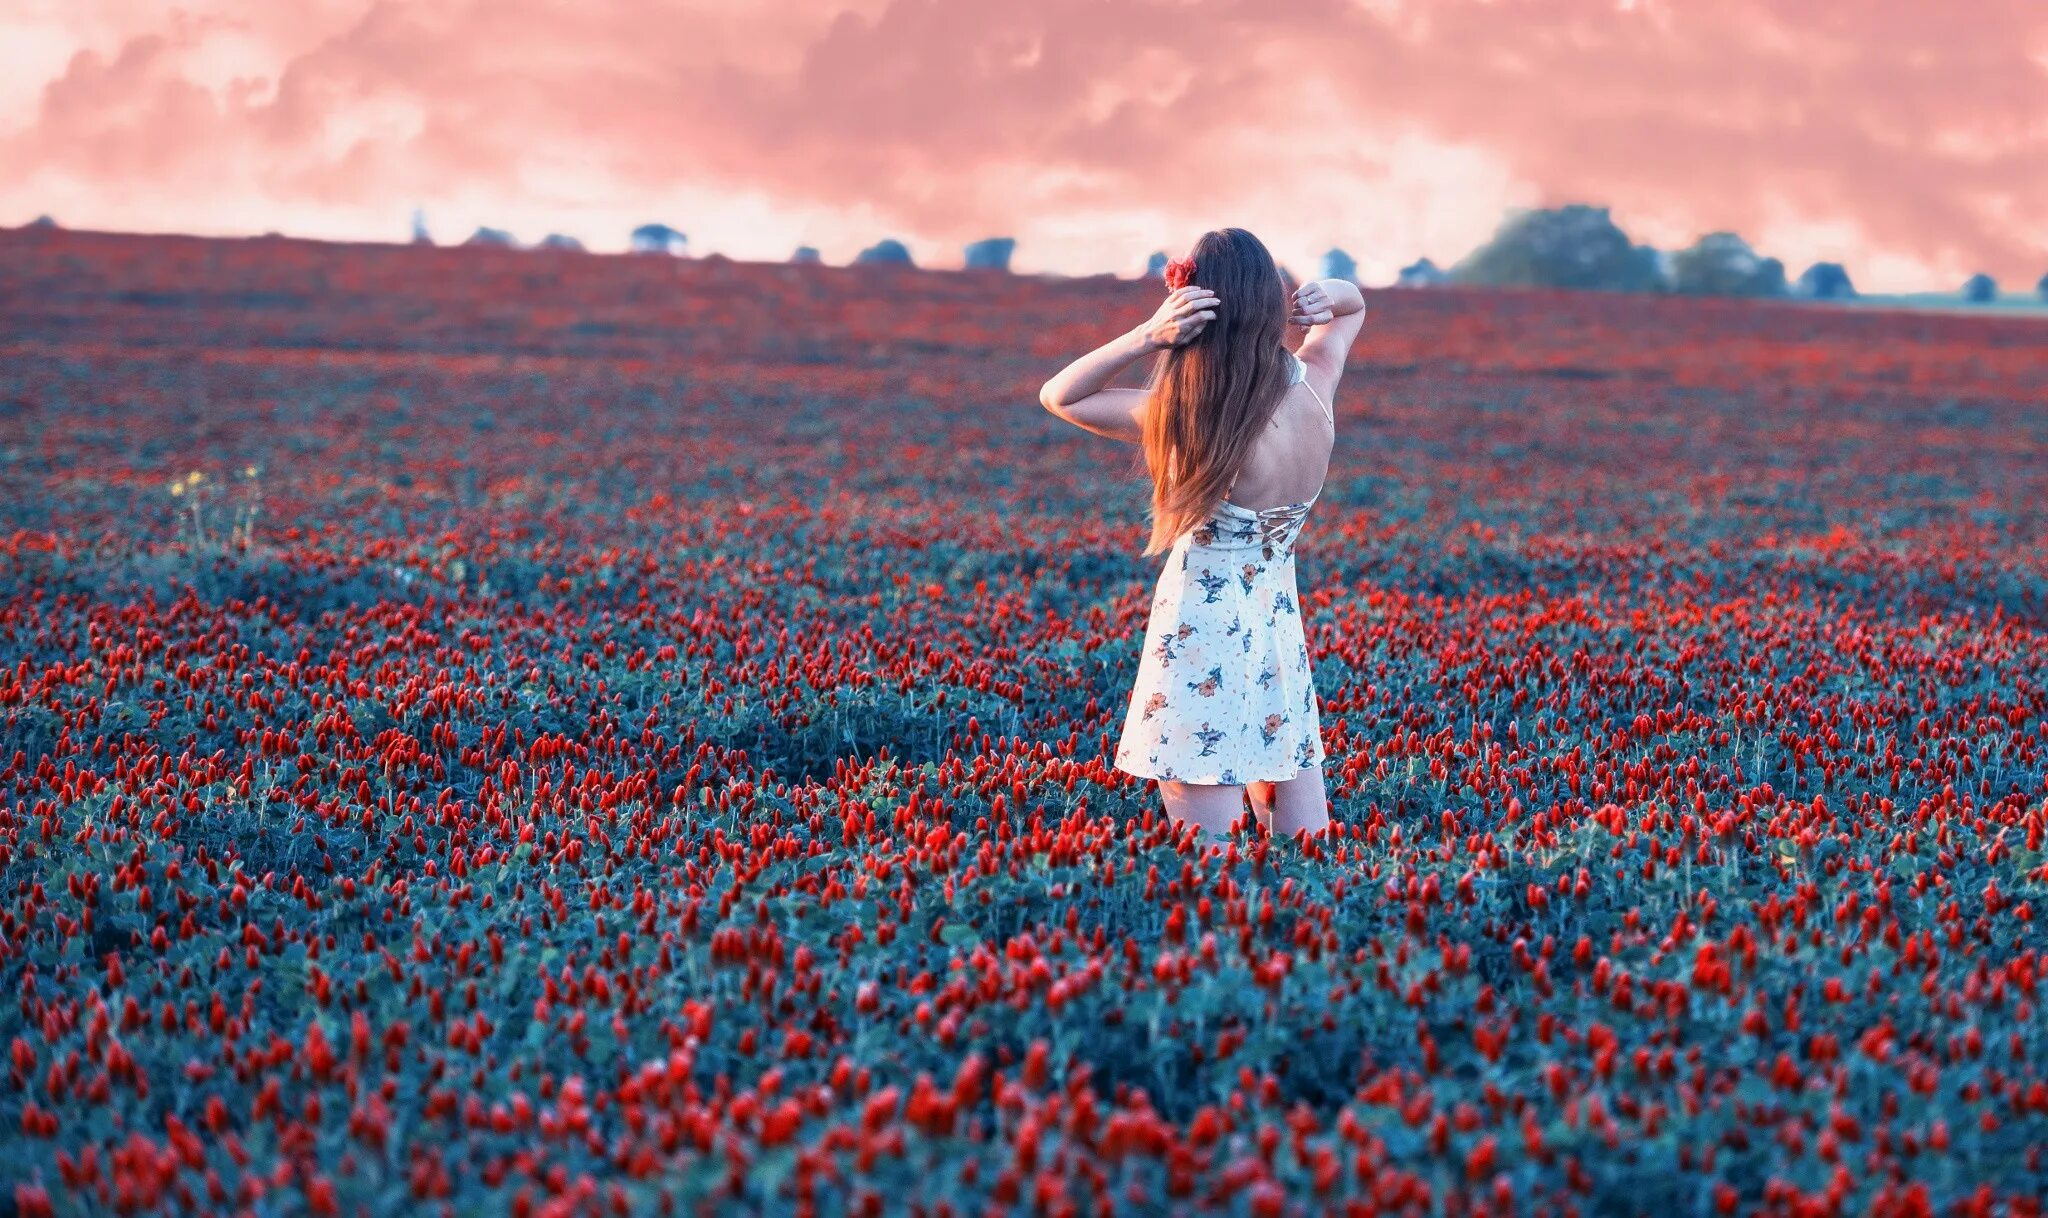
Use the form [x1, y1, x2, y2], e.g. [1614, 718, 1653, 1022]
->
[1038, 227, 1367, 841]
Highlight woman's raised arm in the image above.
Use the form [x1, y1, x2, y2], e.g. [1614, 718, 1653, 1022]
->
[1290, 278, 1367, 407]
[1039, 286, 1218, 441]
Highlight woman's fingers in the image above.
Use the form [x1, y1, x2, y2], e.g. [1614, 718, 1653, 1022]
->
[1159, 289, 1219, 345]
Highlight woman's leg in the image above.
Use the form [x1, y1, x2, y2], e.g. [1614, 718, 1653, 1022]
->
[1159, 781, 1250, 841]
[1267, 766, 1329, 840]
[1245, 781, 1277, 833]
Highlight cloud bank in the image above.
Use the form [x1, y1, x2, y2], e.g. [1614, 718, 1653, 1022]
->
[4, 0, 2044, 288]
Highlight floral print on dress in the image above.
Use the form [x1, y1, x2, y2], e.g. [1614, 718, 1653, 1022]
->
[1294, 735, 1319, 770]
[1154, 621, 1197, 665]
[1112, 351, 1329, 786]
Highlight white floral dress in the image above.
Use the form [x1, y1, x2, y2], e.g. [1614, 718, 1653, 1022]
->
[1113, 351, 1329, 785]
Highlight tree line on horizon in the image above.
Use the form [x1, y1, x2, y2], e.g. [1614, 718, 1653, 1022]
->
[456, 205, 2048, 305]
[1382, 204, 2032, 305]
[17, 208, 2046, 304]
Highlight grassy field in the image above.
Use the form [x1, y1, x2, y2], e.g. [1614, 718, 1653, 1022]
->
[1850, 292, 2048, 318]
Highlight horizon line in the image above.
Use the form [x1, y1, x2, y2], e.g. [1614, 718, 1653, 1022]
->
[9, 215, 2045, 309]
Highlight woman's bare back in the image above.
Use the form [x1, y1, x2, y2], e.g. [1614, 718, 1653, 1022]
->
[1225, 355, 1335, 510]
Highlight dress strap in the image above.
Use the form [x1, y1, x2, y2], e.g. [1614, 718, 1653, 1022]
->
[1306, 382, 1332, 425]
[1230, 354, 1327, 499]
[1293, 352, 1332, 425]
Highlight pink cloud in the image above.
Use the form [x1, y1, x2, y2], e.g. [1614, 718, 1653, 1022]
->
[4, 0, 2044, 287]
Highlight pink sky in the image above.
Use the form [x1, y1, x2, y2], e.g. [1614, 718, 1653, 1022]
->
[4, 0, 2045, 290]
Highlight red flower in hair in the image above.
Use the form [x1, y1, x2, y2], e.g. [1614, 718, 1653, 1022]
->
[1163, 255, 1196, 290]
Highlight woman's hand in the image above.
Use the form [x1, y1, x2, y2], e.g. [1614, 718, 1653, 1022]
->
[1293, 278, 1365, 326]
[1290, 281, 1333, 327]
[1141, 286, 1219, 350]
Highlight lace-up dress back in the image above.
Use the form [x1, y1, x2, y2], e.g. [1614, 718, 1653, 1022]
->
[1113, 351, 1330, 785]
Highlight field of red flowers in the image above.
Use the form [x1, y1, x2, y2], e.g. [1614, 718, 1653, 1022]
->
[3, 226, 2047, 1216]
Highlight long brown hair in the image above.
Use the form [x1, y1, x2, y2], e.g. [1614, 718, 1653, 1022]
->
[1140, 227, 1294, 555]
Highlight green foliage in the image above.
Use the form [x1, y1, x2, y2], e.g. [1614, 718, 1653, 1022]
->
[1451, 205, 1666, 292]
[1670, 233, 1789, 298]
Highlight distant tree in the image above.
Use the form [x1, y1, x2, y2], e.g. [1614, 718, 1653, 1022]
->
[1962, 273, 1998, 304]
[1640, 244, 1674, 290]
[1144, 251, 1168, 279]
[790, 246, 822, 265]
[537, 233, 586, 252]
[410, 208, 433, 245]
[630, 224, 688, 255]
[962, 237, 1016, 272]
[1319, 248, 1357, 281]
[26, 214, 58, 230]
[1669, 232, 1788, 297]
[2038, 272, 2048, 303]
[1795, 262, 1856, 300]
[1395, 257, 1447, 288]
[464, 227, 518, 248]
[1451, 205, 1665, 292]
[855, 238, 914, 266]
